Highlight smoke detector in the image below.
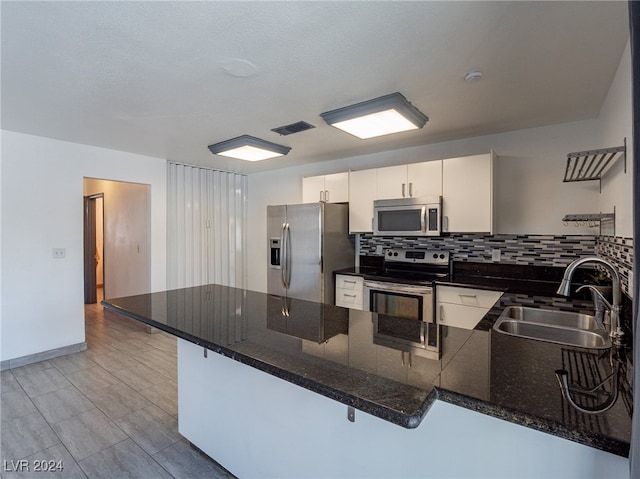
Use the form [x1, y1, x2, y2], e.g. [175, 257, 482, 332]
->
[464, 70, 483, 82]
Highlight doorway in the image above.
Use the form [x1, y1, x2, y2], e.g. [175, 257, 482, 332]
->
[83, 178, 151, 304]
[83, 194, 104, 304]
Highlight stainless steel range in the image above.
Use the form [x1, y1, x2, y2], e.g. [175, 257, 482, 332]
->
[364, 249, 450, 360]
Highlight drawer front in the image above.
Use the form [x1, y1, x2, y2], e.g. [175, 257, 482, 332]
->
[437, 286, 502, 308]
[336, 275, 364, 291]
[436, 303, 486, 330]
[335, 288, 364, 310]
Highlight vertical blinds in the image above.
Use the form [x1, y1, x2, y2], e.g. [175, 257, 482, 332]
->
[167, 162, 247, 289]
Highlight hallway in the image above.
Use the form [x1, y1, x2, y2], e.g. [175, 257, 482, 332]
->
[1, 295, 234, 478]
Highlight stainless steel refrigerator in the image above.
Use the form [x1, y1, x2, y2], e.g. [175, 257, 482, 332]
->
[267, 202, 354, 304]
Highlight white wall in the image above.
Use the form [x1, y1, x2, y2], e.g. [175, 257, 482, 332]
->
[599, 41, 633, 238]
[84, 179, 150, 299]
[1, 131, 166, 362]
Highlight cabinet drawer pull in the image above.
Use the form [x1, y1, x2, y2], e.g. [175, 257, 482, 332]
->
[343, 279, 357, 284]
[343, 294, 357, 298]
[458, 294, 478, 299]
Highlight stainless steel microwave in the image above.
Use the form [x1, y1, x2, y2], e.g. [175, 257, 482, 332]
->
[373, 196, 442, 236]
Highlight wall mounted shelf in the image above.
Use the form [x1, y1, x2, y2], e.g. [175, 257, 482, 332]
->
[562, 208, 615, 235]
[563, 139, 626, 193]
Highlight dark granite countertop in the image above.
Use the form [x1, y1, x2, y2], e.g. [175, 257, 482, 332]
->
[102, 280, 632, 457]
[334, 266, 380, 277]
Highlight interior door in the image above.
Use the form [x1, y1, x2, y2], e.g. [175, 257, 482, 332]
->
[83, 196, 97, 304]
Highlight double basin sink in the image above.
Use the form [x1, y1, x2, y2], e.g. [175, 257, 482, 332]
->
[493, 306, 611, 349]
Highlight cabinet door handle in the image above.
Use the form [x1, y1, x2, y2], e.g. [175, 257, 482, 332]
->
[440, 305, 445, 323]
[409, 182, 413, 197]
[320, 191, 324, 202]
[325, 190, 330, 202]
[443, 215, 449, 232]
[402, 183, 406, 198]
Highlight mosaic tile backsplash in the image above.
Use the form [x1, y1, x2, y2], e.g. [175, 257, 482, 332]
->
[596, 236, 633, 297]
[358, 233, 634, 297]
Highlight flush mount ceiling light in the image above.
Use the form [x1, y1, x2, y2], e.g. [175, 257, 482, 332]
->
[320, 92, 428, 139]
[207, 135, 291, 162]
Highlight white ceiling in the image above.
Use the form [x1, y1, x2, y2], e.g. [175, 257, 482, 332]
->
[1, 1, 630, 174]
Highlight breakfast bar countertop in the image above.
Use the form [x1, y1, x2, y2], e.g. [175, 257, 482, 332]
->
[102, 282, 632, 458]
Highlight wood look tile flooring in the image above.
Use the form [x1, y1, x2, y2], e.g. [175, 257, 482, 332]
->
[1, 294, 235, 478]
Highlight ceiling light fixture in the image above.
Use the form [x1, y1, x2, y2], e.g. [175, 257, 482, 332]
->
[208, 135, 291, 162]
[320, 92, 428, 139]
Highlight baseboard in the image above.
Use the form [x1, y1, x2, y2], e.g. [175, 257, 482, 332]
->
[1, 341, 87, 371]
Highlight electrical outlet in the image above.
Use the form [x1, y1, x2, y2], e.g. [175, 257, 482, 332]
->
[491, 249, 501, 262]
[376, 245, 384, 255]
[52, 248, 66, 259]
[629, 271, 634, 289]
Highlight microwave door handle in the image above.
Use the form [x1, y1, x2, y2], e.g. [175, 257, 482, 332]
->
[421, 206, 427, 233]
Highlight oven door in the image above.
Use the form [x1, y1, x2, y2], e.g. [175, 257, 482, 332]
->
[364, 281, 439, 358]
[363, 281, 433, 323]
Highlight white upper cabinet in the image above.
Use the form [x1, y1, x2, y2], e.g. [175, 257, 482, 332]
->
[314, 153, 494, 234]
[302, 172, 349, 203]
[377, 161, 442, 200]
[376, 165, 409, 199]
[407, 161, 443, 197]
[302, 176, 325, 203]
[349, 168, 378, 233]
[442, 152, 495, 234]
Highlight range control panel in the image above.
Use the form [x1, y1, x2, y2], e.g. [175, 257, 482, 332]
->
[384, 248, 450, 265]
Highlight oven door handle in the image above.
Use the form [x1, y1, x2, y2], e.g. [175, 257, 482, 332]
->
[364, 281, 433, 296]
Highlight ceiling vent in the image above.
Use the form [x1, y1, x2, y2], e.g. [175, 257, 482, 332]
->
[271, 121, 315, 136]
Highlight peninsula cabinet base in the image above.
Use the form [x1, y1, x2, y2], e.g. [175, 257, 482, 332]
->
[177, 339, 628, 479]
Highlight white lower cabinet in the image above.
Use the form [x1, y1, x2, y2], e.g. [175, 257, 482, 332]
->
[436, 285, 502, 330]
[335, 274, 364, 310]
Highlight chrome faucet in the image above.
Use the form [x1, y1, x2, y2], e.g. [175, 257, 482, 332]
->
[556, 257, 624, 345]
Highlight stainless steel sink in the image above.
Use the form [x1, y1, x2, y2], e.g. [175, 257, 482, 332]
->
[493, 306, 611, 349]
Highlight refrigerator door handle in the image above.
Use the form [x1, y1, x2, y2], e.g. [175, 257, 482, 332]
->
[280, 223, 287, 289]
[282, 223, 291, 289]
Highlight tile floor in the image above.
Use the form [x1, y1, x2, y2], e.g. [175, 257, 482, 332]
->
[1, 291, 235, 478]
